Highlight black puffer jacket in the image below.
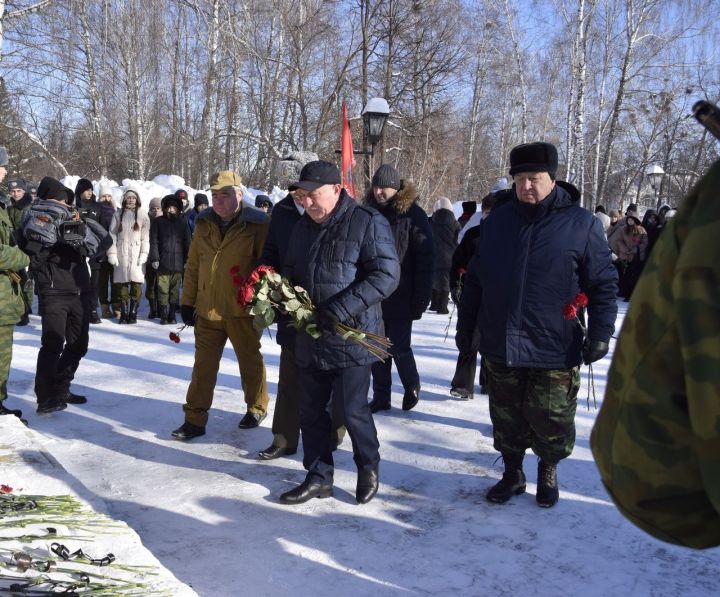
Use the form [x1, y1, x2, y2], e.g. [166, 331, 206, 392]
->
[260, 193, 303, 346]
[148, 211, 192, 274]
[458, 182, 618, 368]
[284, 190, 400, 369]
[364, 181, 434, 320]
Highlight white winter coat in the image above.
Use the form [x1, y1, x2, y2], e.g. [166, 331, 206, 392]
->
[108, 207, 151, 283]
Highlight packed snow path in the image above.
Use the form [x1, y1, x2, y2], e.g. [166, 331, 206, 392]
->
[8, 302, 718, 596]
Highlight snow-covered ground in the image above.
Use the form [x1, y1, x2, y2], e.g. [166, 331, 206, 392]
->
[6, 301, 719, 596]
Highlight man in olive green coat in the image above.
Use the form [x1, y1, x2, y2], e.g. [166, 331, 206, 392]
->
[0, 147, 31, 418]
[592, 159, 720, 549]
[171, 172, 270, 441]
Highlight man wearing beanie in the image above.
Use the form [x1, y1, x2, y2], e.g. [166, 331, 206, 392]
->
[277, 160, 399, 506]
[0, 147, 31, 419]
[19, 176, 110, 414]
[187, 193, 208, 235]
[456, 141, 618, 508]
[365, 164, 434, 413]
[75, 178, 105, 324]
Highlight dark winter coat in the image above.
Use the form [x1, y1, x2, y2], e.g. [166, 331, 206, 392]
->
[457, 182, 618, 369]
[19, 199, 110, 297]
[431, 208, 460, 292]
[260, 193, 303, 346]
[364, 182, 434, 320]
[149, 215, 192, 274]
[78, 198, 112, 267]
[284, 190, 400, 370]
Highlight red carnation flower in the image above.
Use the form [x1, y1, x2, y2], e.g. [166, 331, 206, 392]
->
[563, 304, 577, 320]
[169, 332, 180, 343]
[231, 274, 244, 287]
[458, 267, 467, 275]
[229, 265, 241, 276]
[256, 265, 276, 275]
[248, 270, 261, 284]
[574, 292, 589, 308]
[0, 484, 12, 494]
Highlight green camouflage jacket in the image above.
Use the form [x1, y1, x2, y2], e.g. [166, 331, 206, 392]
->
[591, 160, 720, 549]
[0, 202, 30, 325]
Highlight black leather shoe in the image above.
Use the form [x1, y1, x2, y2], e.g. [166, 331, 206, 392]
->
[16, 313, 29, 326]
[171, 422, 206, 441]
[356, 464, 379, 504]
[89, 310, 101, 324]
[258, 444, 297, 460]
[64, 391, 87, 404]
[402, 387, 420, 411]
[369, 398, 391, 413]
[280, 475, 333, 505]
[0, 402, 23, 418]
[238, 412, 266, 429]
[36, 400, 68, 415]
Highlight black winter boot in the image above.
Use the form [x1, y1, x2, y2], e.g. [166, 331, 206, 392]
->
[436, 292, 450, 315]
[127, 300, 138, 324]
[356, 464, 379, 504]
[486, 452, 527, 503]
[0, 401, 23, 418]
[167, 304, 177, 325]
[148, 299, 158, 319]
[536, 460, 559, 508]
[89, 309, 101, 324]
[402, 387, 420, 411]
[158, 304, 169, 325]
[429, 289, 439, 312]
[118, 301, 129, 324]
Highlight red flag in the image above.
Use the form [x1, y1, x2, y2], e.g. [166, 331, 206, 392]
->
[341, 101, 357, 199]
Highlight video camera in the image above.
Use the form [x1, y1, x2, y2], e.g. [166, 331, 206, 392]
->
[58, 219, 87, 246]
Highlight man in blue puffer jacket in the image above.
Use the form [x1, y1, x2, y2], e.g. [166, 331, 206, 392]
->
[279, 161, 400, 506]
[456, 142, 617, 508]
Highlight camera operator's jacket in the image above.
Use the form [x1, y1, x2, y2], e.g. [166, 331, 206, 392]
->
[182, 204, 268, 321]
[592, 160, 720, 549]
[0, 198, 30, 325]
[19, 199, 109, 296]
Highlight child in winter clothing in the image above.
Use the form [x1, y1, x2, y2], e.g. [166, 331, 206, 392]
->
[149, 194, 191, 324]
[107, 189, 150, 323]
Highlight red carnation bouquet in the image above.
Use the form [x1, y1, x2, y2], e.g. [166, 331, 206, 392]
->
[563, 291, 597, 408]
[232, 265, 392, 360]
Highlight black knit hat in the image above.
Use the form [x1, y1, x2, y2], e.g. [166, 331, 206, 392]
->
[371, 164, 401, 190]
[289, 160, 341, 191]
[75, 178, 93, 197]
[255, 194, 272, 209]
[509, 142, 558, 177]
[38, 176, 72, 203]
[194, 193, 209, 208]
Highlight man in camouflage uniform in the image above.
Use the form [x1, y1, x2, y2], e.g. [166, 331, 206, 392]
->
[457, 142, 617, 507]
[0, 147, 31, 419]
[6, 179, 33, 324]
[591, 159, 720, 549]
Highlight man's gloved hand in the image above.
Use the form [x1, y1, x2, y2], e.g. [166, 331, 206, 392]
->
[583, 340, 609, 365]
[181, 305, 196, 327]
[455, 326, 474, 353]
[151, 261, 160, 270]
[410, 303, 426, 321]
[107, 254, 119, 267]
[315, 309, 338, 334]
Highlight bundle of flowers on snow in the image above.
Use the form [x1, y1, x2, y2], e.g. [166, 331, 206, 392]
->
[562, 291, 597, 409]
[232, 265, 392, 360]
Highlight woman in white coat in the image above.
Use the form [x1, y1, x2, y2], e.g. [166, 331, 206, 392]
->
[107, 189, 150, 323]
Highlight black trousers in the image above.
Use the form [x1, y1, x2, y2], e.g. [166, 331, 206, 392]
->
[298, 364, 379, 479]
[371, 318, 419, 404]
[35, 293, 90, 404]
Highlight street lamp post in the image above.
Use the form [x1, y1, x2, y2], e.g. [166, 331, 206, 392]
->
[361, 97, 390, 184]
[645, 164, 665, 211]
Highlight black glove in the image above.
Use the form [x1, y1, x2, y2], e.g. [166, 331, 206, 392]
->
[181, 305, 196, 327]
[583, 340, 609, 365]
[410, 303, 426, 321]
[455, 326, 474, 353]
[315, 309, 338, 334]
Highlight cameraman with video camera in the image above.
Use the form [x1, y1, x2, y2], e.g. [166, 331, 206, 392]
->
[19, 176, 110, 414]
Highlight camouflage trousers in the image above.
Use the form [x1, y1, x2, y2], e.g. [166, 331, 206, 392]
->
[485, 360, 580, 464]
[0, 324, 14, 402]
[156, 273, 182, 306]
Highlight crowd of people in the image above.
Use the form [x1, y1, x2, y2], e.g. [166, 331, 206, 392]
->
[0, 138, 706, 530]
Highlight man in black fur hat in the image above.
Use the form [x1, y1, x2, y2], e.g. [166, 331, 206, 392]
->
[456, 142, 618, 508]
